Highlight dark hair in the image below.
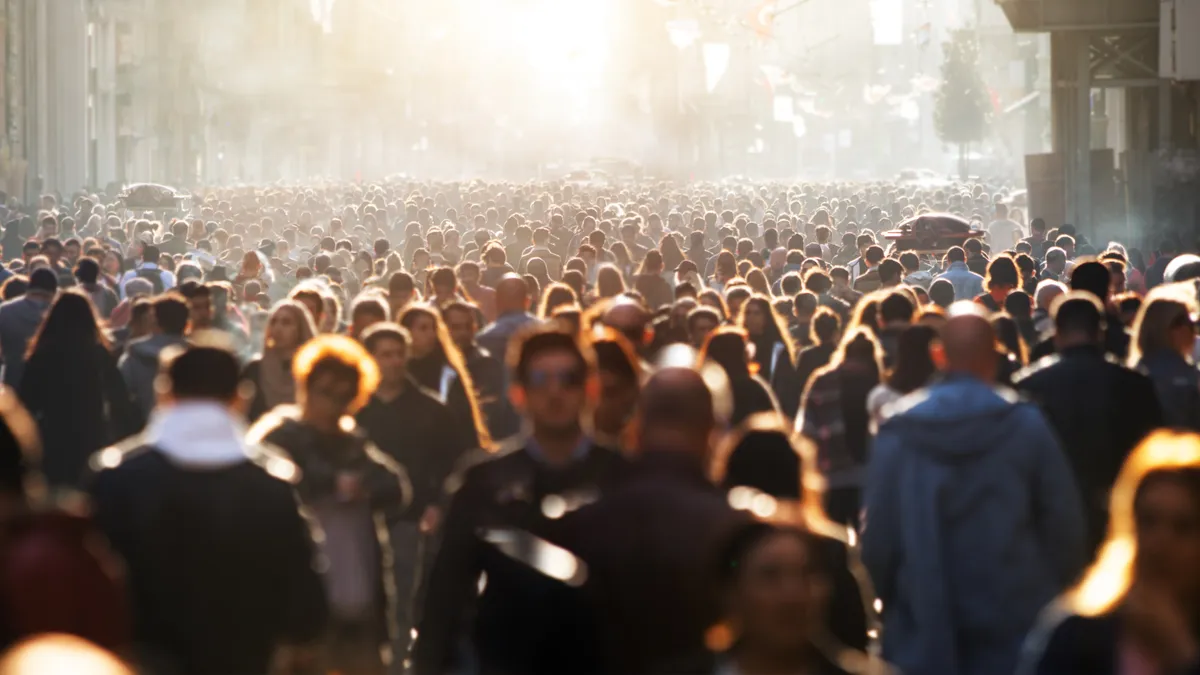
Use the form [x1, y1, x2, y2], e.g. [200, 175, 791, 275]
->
[811, 307, 841, 345]
[1069, 260, 1112, 302]
[1004, 290, 1033, 320]
[1053, 292, 1106, 338]
[702, 328, 752, 378]
[899, 251, 920, 272]
[510, 327, 592, 386]
[721, 428, 802, 500]
[878, 259, 904, 285]
[74, 257, 101, 284]
[389, 271, 416, 295]
[165, 344, 240, 400]
[713, 522, 815, 588]
[984, 255, 1020, 290]
[946, 246, 966, 263]
[142, 244, 160, 262]
[28, 268, 58, 294]
[879, 290, 915, 324]
[1, 275, 28, 300]
[593, 336, 639, 384]
[888, 325, 938, 393]
[153, 294, 190, 335]
[864, 245, 885, 265]
[26, 290, 108, 360]
[803, 269, 832, 294]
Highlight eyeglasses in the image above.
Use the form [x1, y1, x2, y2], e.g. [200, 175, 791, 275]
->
[525, 368, 587, 391]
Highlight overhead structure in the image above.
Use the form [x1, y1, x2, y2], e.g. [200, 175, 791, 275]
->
[998, 0, 1199, 242]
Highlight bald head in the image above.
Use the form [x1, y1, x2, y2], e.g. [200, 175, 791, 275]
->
[942, 302, 997, 381]
[638, 367, 715, 459]
[495, 274, 529, 314]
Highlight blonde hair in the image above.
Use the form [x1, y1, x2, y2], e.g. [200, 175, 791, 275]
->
[263, 299, 317, 351]
[1068, 429, 1200, 616]
[292, 334, 380, 414]
[1127, 283, 1197, 366]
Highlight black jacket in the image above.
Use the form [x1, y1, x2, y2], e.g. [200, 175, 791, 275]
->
[88, 436, 328, 674]
[356, 380, 469, 520]
[461, 343, 505, 438]
[413, 442, 629, 675]
[796, 342, 837, 398]
[1138, 350, 1200, 431]
[553, 452, 750, 674]
[1026, 610, 1200, 675]
[250, 411, 411, 649]
[1015, 345, 1163, 553]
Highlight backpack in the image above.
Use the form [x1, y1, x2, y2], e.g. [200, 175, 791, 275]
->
[135, 267, 165, 294]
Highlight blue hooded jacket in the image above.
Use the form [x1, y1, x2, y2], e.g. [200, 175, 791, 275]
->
[935, 261, 986, 301]
[861, 375, 1086, 675]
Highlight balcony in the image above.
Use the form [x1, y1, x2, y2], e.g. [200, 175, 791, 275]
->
[998, 0, 1158, 32]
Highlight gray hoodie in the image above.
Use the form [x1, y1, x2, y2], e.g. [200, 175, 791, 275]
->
[119, 333, 188, 420]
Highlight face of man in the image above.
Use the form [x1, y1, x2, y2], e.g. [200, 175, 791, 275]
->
[444, 309, 475, 352]
[303, 372, 357, 428]
[189, 295, 213, 329]
[518, 350, 588, 435]
[689, 317, 719, 349]
[65, 242, 81, 263]
[370, 336, 408, 388]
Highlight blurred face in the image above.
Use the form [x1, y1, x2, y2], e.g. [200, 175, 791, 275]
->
[518, 350, 588, 434]
[408, 315, 438, 358]
[1170, 315, 1197, 357]
[690, 316, 720, 349]
[268, 308, 303, 351]
[1110, 268, 1127, 295]
[594, 371, 638, 437]
[743, 302, 767, 336]
[444, 309, 475, 350]
[65, 242, 80, 262]
[414, 252, 430, 270]
[729, 532, 826, 653]
[1135, 476, 1200, 602]
[303, 372, 357, 425]
[189, 295, 213, 329]
[370, 336, 409, 387]
[460, 268, 479, 286]
[728, 296, 747, 319]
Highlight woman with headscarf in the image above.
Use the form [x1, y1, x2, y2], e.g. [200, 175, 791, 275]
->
[398, 305, 489, 452]
[241, 300, 317, 423]
[19, 291, 140, 489]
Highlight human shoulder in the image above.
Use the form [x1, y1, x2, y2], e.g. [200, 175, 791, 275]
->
[1013, 354, 1063, 385]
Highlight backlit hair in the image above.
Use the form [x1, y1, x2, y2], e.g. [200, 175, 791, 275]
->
[1068, 430, 1200, 616]
[292, 334, 379, 413]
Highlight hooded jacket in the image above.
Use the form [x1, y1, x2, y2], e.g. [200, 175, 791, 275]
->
[861, 375, 1086, 675]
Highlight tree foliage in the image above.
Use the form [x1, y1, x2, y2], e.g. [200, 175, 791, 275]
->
[934, 31, 992, 146]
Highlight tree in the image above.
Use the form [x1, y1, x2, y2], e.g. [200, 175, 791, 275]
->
[934, 31, 993, 177]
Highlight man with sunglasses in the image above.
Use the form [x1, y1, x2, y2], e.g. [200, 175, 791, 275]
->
[414, 327, 629, 675]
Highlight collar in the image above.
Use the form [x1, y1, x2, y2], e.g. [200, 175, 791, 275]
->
[526, 434, 592, 465]
[144, 401, 251, 468]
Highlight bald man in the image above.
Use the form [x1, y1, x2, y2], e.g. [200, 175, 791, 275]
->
[861, 303, 1086, 675]
[556, 367, 747, 674]
[476, 274, 537, 438]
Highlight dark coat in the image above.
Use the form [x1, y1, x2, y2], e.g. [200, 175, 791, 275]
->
[552, 452, 750, 674]
[21, 343, 140, 488]
[1014, 346, 1163, 553]
[1024, 610, 1200, 675]
[356, 380, 469, 521]
[88, 440, 327, 674]
[1138, 350, 1200, 431]
[413, 443, 629, 675]
[251, 411, 411, 652]
[795, 342, 837, 398]
[729, 373, 783, 427]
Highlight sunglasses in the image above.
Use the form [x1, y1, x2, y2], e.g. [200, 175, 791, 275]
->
[525, 368, 587, 391]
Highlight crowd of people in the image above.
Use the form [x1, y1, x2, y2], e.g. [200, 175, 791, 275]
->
[0, 178, 1194, 675]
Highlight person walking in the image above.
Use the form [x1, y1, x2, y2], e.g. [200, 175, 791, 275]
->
[88, 343, 329, 675]
[248, 335, 411, 675]
[356, 322, 472, 658]
[21, 291, 140, 488]
[414, 328, 629, 675]
[862, 304, 1087, 675]
[118, 294, 191, 422]
[240, 300, 317, 423]
[0, 268, 56, 388]
[1129, 288, 1200, 431]
[1014, 293, 1163, 554]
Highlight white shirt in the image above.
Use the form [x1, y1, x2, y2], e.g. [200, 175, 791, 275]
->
[987, 219, 1024, 251]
